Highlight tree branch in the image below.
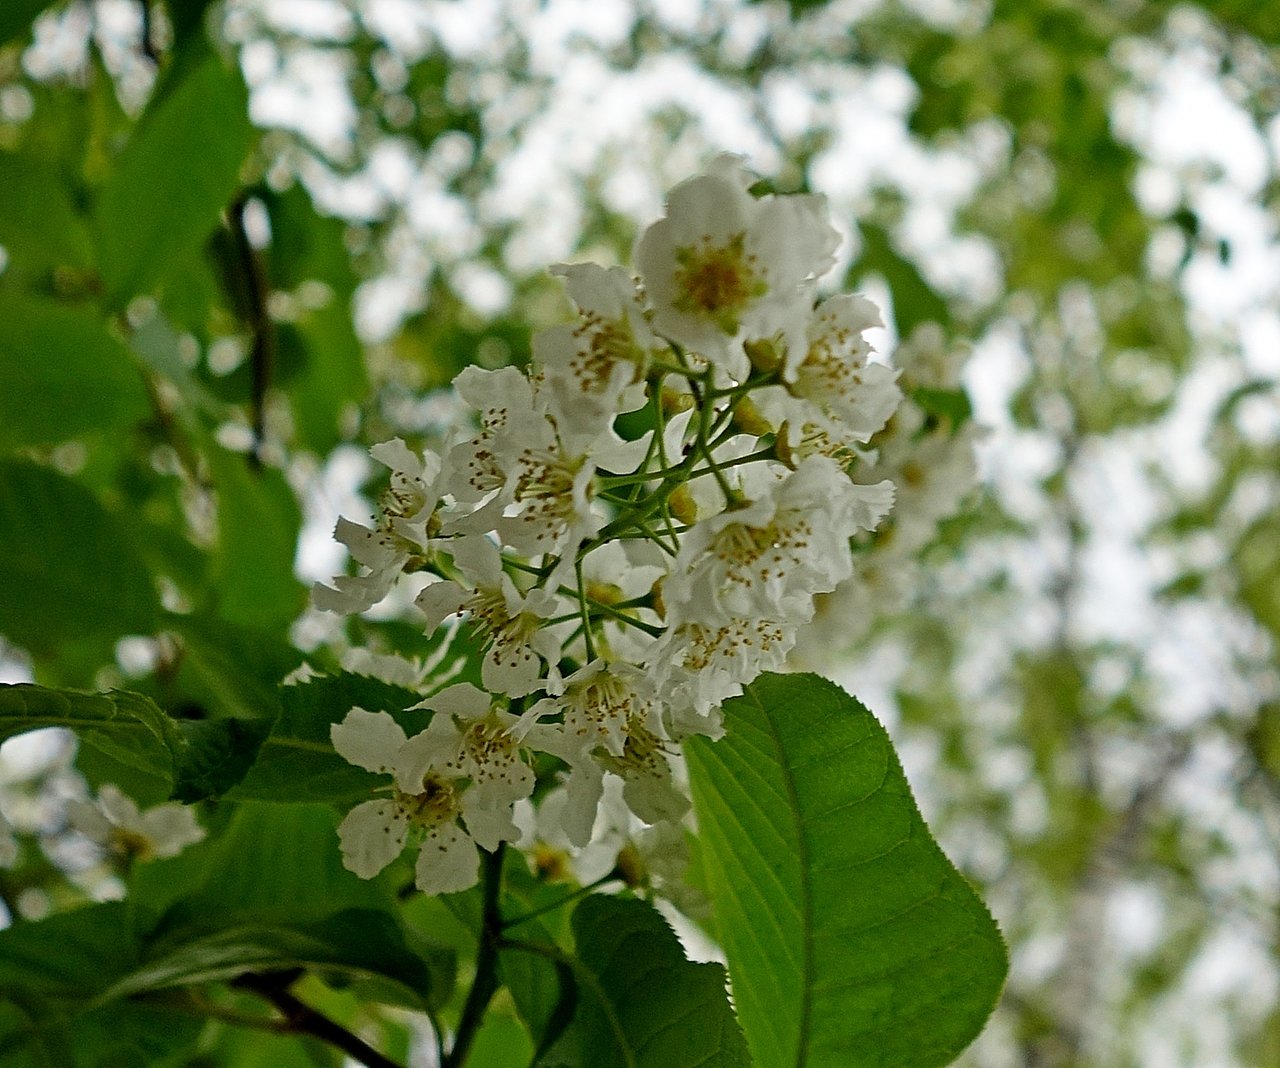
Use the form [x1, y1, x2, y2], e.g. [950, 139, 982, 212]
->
[233, 971, 402, 1068]
[227, 196, 275, 469]
[443, 844, 506, 1068]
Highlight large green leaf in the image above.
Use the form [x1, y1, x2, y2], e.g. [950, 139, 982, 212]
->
[0, 294, 148, 449]
[205, 445, 305, 631]
[0, 685, 176, 794]
[168, 716, 273, 803]
[533, 895, 749, 1067]
[94, 53, 253, 306]
[0, 683, 275, 805]
[165, 612, 305, 722]
[0, 461, 159, 652]
[264, 185, 367, 454]
[131, 803, 454, 1009]
[685, 673, 1007, 1068]
[228, 672, 423, 805]
[0, 152, 93, 268]
[106, 912, 434, 1003]
[0, 903, 435, 1062]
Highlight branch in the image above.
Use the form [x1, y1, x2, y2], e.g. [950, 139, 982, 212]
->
[233, 971, 402, 1068]
[443, 844, 506, 1068]
[138, 0, 160, 64]
[227, 196, 275, 469]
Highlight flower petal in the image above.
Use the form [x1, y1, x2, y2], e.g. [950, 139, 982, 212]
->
[415, 824, 480, 895]
[331, 709, 407, 775]
[337, 799, 408, 879]
[139, 804, 205, 858]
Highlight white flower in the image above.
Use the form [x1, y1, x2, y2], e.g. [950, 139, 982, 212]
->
[400, 683, 536, 851]
[534, 263, 653, 446]
[518, 659, 660, 759]
[635, 155, 839, 381]
[540, 719, 689, 847]
[526, 778, 704, 916]
[573, 541, 667, 664]
[445, 364, 649, 562]
[445, 365, 547, 511]
[862, 408, 980, 556]
[663, 456, 892, 625]
[331, 708, 480, 895]
[648, 614, 793, 721]
[757, 294, 903, 451]
[313, 439, 442, 615]
[68, 785, 204, 862]
[415, 536, 563, 697]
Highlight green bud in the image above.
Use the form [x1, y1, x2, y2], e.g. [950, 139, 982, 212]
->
[668, 484, 698, 525]
[732, 397, 774, 437]
[744, 335, 783, 374]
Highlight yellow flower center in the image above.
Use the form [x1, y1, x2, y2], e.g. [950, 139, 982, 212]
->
[672, 232, 765, 334]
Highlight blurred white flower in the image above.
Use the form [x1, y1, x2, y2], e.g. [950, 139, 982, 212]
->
[68, 785, 204, 863]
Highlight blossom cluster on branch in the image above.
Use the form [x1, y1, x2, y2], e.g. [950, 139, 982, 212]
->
[316, 157, 914, 895]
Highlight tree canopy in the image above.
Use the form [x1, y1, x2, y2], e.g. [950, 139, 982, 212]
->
[1, 1, 1278, 1065]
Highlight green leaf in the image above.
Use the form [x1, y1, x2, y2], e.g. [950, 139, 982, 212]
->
[170, 717, 273, 802]
[94, 53, 253, 306]
[468, 1013, 538, 1068]
[106, 911, 433, 1005]
[132, 803, 390, 921]
[0, 151, 93, 268]
[0, 902, 141, 1000]
[535, 895, 749, 1067]
[0, 461, 160, 652]
[278, 302, 365, 454]
[0, 681, 264, 805]
[261, 186, 366, 454]
[165, 612, 306, 722]
[0, 294, 148, 449]
[0, 0, 56, 46]
[685, 673, 1007, 1068]
[0, 684, 177, 795]
[205, 445, 305, 631]
[0, 902, 437, 1048]
[911, 386, 973, 429]
[228, 673, 421, 805]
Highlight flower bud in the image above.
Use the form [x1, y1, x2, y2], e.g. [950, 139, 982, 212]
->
[668, 485, 698, 525]
[661, 384, 695, 414]
[731, 397, 774, 437]
[744, 335, 783, 374]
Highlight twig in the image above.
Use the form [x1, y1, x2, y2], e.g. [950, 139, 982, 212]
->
[233, 972, 402, 1068]
[227, 196, 275, 469]
[138, 0, 160, 64]
[443, 844, 506, 1068]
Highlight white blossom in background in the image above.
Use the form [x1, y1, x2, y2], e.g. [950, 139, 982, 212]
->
[795, 323, 982, 664]
[315, 158, 964, 897]
[68, 785, 204, 863]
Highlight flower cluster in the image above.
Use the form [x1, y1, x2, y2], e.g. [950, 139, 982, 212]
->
[317, 158, 902, 894]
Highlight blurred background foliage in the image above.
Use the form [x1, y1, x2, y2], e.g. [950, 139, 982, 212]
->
[0, 0, 1277, 1065]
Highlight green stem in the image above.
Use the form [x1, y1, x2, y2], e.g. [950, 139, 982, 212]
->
[575, 558, 597, 661]
[502, 873, 617, 931]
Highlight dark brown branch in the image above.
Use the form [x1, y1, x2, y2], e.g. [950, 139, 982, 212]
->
[227, 196, 275, 469]
[443, 844, 506, 1068]
[138, 0, 160, 64]
[233, 972, 402, 1068]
